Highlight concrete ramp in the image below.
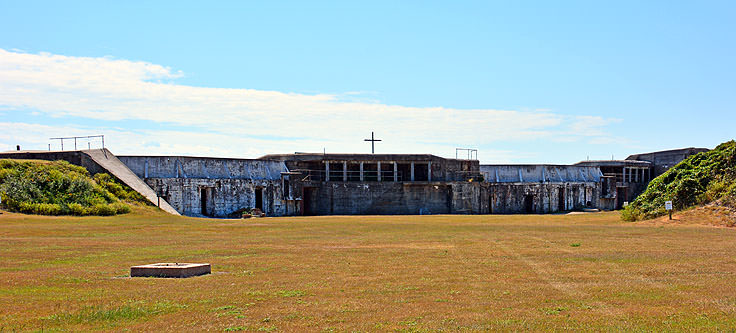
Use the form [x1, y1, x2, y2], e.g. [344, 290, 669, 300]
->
[82, 149, 180, 215]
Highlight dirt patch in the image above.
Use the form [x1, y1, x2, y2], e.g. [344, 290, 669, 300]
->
[636, 204, 736, 228]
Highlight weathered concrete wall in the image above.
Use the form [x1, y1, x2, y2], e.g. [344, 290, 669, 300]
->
[479, 164, 608, 213]
[450, 182, 486, 214]
[145, 177, 299, 217]
[302, 182, 488, 215]
[573, 160, 654, 210]
[626, 147, 709, 177]
[261, 153, 480, 182]
[480, 165, 602, 183]
[118, 156, 287, 180]
[118, 156, 296, 217]
[487, 182, 601, 214]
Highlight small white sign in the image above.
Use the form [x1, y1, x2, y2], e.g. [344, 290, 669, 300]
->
[665, 201, 673, 210]
[623, 201, 629, 207]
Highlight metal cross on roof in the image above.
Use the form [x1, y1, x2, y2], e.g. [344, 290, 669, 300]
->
[364, 131, 382, 154]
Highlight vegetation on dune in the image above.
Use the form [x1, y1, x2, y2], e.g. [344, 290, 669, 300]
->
[622, 140, 736, 221]
[0, 159, 149, 216]
[92, 172, 149, 205]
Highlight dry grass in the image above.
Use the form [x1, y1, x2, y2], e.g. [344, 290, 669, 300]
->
[1, 208, 735, 331]
[637, 204, 736, 228]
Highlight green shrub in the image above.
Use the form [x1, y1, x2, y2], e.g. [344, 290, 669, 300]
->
[67, 203, 88, 216]
[93, 173, 150, 205]
[88, 204, 117, 216]
[18, 202, 63, 215]
[623, 140, 736, 221]
[0, 168, 10, 182]
[619, 205, 638, 222]
[111, 202, 131, 214]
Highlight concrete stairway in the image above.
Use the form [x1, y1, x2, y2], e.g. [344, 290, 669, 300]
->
[82, 149, 180, 215]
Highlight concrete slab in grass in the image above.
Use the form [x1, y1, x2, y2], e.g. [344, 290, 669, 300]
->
[130, 263, 211, 278]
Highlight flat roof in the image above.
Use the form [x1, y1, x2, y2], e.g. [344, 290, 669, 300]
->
[574, 160, 652, 167]
[117, 155, 271, 162]
[258, 153, 462, 162]
[625, 147, 709, 160]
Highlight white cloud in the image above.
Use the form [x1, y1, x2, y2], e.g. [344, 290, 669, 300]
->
[0, 48, 620, 161]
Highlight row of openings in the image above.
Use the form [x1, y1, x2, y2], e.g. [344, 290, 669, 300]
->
[323, 162, 429, 182]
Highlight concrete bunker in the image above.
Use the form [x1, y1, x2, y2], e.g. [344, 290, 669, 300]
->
[117, 155, 293, 218]
[0, 146, 708, 218]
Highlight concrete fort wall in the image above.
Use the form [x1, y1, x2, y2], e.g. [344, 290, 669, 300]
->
[118, 156, 287, 180]
[143, 177, 298, 217]
[487, 182, 602, 214]
[304, 180, 607, 215]
[478, 164, 610, 213]
[303, 182, 485, 215]
[264, 153, 480, 182]
[119, 156, 297, 217]
[480, 165, 602, 183]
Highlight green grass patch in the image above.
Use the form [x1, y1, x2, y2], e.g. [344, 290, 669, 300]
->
[41, 300, 186, 325]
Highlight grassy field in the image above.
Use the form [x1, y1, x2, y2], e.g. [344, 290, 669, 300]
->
[1, 208, 735, 331]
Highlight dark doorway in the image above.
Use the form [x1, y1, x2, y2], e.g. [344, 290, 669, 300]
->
[558, 188, 565, 212]
[255, 188, 263, 211]
[303, 187, 315, 215]
[446, 187, 453, 213]
[524, 194, 534, 213]
[200, 188, 208, 216]
[200, 187, 214, 217]
[616, 187, 627, 209]
[489, 193, 494, 214]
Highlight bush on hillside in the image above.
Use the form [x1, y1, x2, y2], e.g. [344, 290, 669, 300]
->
[0, 159, 139, 216]
[93, 173, 149, 205]
[622, 140, 736, 221]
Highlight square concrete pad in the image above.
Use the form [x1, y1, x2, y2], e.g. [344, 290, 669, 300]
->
[130, 263, 211, 278]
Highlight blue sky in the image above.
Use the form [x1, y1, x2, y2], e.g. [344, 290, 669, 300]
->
[0, 1, 734, 163]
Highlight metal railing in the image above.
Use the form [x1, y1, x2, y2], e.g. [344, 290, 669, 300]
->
[455, 148, 478, 160]
[49, 135, 104, 151]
